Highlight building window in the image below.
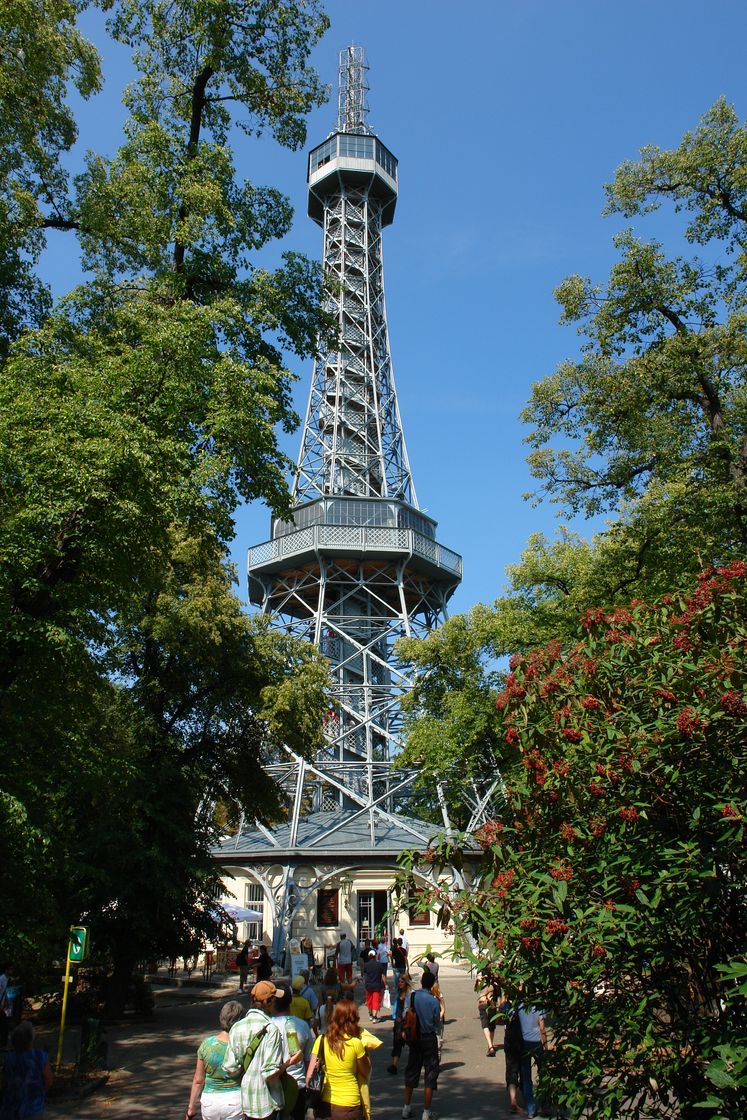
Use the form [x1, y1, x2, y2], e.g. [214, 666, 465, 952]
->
[245, 882, 264, 942]
[310, 137, 337, 172]
[339, 134, 374, 160]
[317, 888, 339, 927]
[408, 888, 432, 927]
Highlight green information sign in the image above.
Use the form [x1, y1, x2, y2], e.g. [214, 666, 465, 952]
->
[68, 926, 89, 963]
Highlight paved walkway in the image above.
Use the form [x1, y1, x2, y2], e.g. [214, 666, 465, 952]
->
[45, 964, 516, 1119]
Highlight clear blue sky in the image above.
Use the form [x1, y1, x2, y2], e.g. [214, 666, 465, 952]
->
[45, 0, 747, 616]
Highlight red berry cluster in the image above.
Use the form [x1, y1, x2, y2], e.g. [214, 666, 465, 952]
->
[474, 819, 504, 850]
[721, 691, 747, 718]
[618, 806, 640, 823]
[675, 707, 704, 737]
[550, 862, 574, 882]
[491, 869, 516, 899]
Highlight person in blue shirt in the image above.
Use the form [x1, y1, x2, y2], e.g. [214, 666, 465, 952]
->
[1, 1020, 53, 1120]
[518, 1005, 547, 1119]
[401, 971, 441, 1120]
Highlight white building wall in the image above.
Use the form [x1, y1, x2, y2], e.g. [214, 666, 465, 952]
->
[219, 862, 458, 967]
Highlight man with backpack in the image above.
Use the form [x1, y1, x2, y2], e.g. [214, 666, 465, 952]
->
[401, 970, 441, 1120]
[223, 980, 300, 1120]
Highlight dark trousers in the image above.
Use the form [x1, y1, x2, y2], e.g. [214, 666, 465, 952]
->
[521, 1040, 543, 1116]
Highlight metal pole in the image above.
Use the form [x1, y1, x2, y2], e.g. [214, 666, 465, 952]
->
[55, 939, 72, 1071]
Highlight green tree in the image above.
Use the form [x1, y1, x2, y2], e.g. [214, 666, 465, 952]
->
[403, 562, 747, 1119]
[525, 98, 747, 592]
[397, 606, 506, 827]
[0, 0, 101, 353]
[0, 0, 332, 984]
[399, 102, 747, 789]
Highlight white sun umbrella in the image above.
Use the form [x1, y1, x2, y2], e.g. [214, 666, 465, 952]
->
[218, 903, 263, 923]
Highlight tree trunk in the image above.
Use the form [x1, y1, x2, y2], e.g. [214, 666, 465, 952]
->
[104, 957, 135, 1018]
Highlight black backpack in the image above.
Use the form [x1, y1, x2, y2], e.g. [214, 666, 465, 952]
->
[504, 1010, 523, 1053]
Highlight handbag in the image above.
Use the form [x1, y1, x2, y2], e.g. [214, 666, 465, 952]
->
[306, 1036, 326, 1108]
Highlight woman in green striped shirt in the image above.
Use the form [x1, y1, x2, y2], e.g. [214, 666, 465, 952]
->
[186, 1000, 244, 1120]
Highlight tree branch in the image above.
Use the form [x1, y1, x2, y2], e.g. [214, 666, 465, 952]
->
[42, 217, 81, 232]
[173, 65, 214, 275]
[653, 303, 688, 335]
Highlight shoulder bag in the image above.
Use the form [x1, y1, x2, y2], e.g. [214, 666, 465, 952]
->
[401, 993, 420, 1045]
[306, 1036, 326, 1108]
[242, 1023, 269, 1072]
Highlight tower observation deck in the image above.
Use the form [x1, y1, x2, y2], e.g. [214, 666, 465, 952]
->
[221, 49, 483, 956]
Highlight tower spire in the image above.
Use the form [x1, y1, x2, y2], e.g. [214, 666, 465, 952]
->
[297, 45, 411, 505]
[337, 44, 370, 134]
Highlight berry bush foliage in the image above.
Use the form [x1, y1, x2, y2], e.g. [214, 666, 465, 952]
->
[417, 564, 747, 1118]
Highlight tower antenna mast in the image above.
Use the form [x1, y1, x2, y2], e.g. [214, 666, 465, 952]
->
[337, 44, 370, 134]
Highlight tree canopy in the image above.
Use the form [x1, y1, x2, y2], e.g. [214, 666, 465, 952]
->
[0, 0, 332, 989]
[399, 101, 747, 791]
[524, 98, 747, 602]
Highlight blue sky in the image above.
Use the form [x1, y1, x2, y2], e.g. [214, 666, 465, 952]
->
[44, 0, 747, 616]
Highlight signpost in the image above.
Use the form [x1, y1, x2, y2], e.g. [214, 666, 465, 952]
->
[56, 925, 89, 1070]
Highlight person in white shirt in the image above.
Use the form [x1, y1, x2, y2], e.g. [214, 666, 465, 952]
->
[398, 930, 409, 953]
[222, 981, 290, 1120]
[273, 985, 313, 1120]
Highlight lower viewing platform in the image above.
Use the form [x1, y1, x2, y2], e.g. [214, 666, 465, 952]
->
[248, 522, 462, 590]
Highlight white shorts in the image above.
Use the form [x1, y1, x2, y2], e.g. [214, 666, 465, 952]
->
[200, 1089, 244, 1120]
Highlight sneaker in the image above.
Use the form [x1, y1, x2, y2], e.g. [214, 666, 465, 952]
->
[402, 1108, 412, 1119]
[422, 1111, 437, 1120]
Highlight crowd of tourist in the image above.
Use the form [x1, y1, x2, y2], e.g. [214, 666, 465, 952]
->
[180, 938, 551, 1120]
[0, 939, 546, 1120]
[184, 931, 454, 1120]
[180, 931, 550, 1120]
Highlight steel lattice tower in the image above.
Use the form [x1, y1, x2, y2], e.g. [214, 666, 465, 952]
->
[229, 49, 488, 954]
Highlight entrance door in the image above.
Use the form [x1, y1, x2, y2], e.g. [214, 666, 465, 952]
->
[357, 890, 388, 947]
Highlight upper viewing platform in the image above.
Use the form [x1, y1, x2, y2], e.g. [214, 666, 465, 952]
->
[307, 44, 398, 227]
[307, 132, 398, 226]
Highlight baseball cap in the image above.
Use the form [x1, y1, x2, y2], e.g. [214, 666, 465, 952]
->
[252, 980, 277, 1001]
[368, 949, 376, 956]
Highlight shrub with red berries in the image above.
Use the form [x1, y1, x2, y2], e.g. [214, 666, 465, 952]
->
[422, 564, 747, 1119]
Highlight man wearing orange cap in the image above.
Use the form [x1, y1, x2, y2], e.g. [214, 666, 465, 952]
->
[223, 981, 301, 1120]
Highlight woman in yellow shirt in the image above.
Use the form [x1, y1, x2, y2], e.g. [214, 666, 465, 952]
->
[307, 999, 371, 1120]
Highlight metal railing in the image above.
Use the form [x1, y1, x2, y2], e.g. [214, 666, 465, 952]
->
[249, 524, 462, 577]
